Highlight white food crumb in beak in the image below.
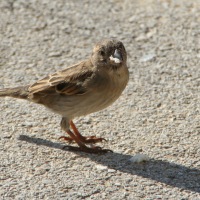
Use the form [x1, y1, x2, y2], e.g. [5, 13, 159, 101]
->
[109, 55, 121, 64]
[129, 154, 150, 163]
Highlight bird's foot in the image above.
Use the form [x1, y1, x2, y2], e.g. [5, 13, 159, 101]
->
[79, 135, 107, 144]
[60, 120, 110, 154]
[63, 145, 112, 154]
[59, 136, 74, 143]
[59, 135, 106, 144]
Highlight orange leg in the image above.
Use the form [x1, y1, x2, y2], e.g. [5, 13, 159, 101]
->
[65, 130, 86, 148]
[59, 136, 74, 143]
[59, 120, 111, 154]
[70, 120, 106, 144]
[61, 130, 111, 154]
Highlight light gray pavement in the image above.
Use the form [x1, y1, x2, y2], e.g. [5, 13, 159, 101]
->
[0, 0, 200, 199]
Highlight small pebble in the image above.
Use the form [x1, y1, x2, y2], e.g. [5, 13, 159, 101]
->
[129, 154, 150, 163]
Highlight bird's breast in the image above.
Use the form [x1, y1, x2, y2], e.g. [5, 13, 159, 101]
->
[70, 66, 129, 118]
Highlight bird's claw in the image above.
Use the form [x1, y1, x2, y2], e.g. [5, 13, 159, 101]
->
[59, 136, 74, 143]
[83, 136, 107, 144]
[59, 135, 106, 144]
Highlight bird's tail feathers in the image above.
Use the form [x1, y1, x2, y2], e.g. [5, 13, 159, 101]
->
[0, 86, 29, 100]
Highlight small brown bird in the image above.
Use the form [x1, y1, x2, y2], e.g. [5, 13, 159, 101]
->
[0, 39, 129, 153]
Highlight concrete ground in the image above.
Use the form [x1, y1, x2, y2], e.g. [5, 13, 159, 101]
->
[0, 0, 200, 199]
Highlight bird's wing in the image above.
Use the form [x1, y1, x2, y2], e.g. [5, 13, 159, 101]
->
[29, 60, 95, 96]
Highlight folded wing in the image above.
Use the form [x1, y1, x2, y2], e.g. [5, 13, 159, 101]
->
[29, 60, 95, 96]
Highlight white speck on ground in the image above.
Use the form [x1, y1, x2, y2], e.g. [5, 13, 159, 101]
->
[130, 154, 150, 163]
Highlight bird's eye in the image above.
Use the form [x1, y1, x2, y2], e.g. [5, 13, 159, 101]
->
[99, 50, 105, 56]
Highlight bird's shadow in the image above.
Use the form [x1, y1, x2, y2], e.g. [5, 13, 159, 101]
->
[18, 135, 200, 193]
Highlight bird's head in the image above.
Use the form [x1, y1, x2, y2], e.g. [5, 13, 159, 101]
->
[91, 39, 127, 70]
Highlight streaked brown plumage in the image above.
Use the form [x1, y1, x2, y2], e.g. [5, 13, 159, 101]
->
[0, 39, 129, 153]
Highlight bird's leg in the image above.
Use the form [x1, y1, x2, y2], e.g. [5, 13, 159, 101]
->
[59, 118, 111, 153]
[65, 130, 87, 148]
[59, 135, 74, 143]
[70, 120, 106, 144]
[63, 129, 111, 154]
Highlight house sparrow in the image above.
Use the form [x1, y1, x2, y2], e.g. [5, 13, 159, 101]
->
[0, 39, 129, 153]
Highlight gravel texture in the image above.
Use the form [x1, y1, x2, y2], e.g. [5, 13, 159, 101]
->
[0, 0, 200, 199]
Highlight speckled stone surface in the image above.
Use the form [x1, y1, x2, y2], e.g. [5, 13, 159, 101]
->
[0, 0, 200, 199]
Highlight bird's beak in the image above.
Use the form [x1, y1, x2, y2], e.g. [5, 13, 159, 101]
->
[109, 49, 123, 64]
